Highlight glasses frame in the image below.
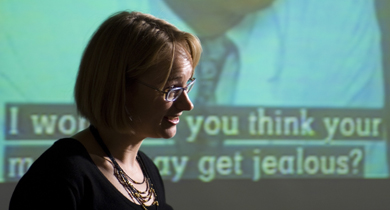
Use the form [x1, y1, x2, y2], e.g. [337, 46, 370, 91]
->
[136, 78, 196, 102]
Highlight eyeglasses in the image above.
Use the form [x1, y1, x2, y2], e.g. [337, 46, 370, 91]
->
[136, 78, 196, 102]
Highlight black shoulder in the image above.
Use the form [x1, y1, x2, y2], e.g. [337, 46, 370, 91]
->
[32, 138, 92, 171]
[9, 138, 93, 209]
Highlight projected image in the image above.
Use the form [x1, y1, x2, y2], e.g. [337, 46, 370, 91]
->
[0, 0, 388, 184]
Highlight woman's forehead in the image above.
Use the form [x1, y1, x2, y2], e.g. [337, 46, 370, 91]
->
[137, 46, 193, 84]
[170, 52, 193, 79]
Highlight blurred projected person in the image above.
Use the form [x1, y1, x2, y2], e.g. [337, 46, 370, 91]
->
[146, 0, 387, 178]
[10, 11, 201, 209]
[151, 0, 384, 107]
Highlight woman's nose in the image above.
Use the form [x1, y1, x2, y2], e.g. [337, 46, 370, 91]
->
[175, 91, 194, 111]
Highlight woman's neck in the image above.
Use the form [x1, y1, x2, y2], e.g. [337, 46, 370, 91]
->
[74, 126, 144, 170]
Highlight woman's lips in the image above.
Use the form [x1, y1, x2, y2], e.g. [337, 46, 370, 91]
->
[165, 116, 180, 125]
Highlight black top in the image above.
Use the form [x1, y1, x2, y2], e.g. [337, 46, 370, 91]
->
[9, 138, 173, 210]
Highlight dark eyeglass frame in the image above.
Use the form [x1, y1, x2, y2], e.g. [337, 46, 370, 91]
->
[136, 78, 196, 102]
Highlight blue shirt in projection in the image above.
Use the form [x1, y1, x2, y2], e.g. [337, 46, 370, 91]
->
[144, 0, 388, 178]
[144, 0, 384, 107]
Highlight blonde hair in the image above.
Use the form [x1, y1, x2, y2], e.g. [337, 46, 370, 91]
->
[74, 11, 202, 131]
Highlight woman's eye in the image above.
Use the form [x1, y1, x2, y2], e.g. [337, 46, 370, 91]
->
[167, 84, 179, 89]
[164, 86, 175, 92]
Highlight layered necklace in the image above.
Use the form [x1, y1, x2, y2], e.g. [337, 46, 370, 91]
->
[89, 125, 159, 210]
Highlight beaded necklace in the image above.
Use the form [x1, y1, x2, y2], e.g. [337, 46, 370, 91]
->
[89, 125, 159, 210]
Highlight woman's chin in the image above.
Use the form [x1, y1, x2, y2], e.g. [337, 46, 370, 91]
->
[162, 127, 177, 139]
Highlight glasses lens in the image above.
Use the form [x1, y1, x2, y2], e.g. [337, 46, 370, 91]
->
[165, 79, 195, 101]
[166, 88, 183, 101]
[186, 81, 195, 93]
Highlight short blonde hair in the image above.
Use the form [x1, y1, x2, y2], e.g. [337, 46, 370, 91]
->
[74, 11, 202, 131]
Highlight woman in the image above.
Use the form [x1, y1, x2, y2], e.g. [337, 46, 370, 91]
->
[9, 11, 201, 210]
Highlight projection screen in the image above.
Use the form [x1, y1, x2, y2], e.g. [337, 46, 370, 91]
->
[1, 0, 390, 209]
